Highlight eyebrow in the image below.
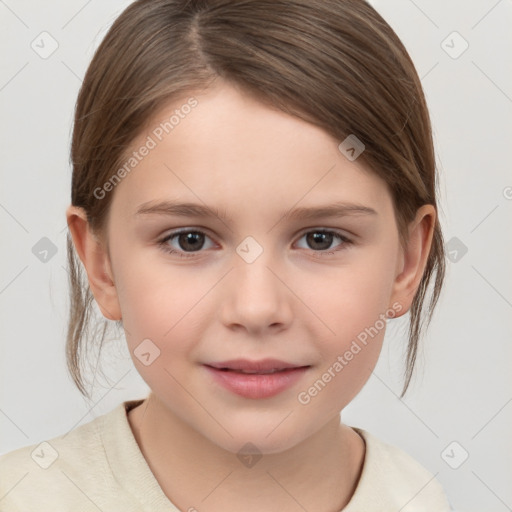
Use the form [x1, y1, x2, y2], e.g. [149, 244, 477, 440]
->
[134, 200, 377, 223]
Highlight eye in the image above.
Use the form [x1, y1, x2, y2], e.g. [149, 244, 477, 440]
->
[295, 229, 353, 257]
[158, 229, 215, 258]
[157, 228, 353, 259]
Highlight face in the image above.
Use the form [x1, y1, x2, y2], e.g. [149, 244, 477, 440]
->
[86, 80, 413, 454]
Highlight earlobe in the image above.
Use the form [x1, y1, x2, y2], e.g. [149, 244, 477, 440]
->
[66, 205, 122, 321]
[389, 205, 436, 316]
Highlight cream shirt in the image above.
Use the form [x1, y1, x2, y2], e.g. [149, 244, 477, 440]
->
[0, 399, 453, 511]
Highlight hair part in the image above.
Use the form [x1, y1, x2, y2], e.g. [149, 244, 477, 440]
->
[67, 0, 445, 399]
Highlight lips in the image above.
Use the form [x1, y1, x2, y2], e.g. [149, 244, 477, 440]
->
[206, 358, 307, 373]
[216, 368, 284, 374]
[204, 359, 310, 399]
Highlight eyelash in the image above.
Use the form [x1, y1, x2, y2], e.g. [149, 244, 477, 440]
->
[157, 228, 354, 259]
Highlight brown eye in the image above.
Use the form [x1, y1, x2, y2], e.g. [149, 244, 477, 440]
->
[175, 232, 205, 251]
[306, 231, 334, 250]
[158, 229, 213, 258]
[295, 230, 352, 253]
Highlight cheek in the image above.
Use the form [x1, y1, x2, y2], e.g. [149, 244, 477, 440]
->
[296, 252, 397, 410]
[115, 245, 203, 326]
[113, 250, 211, 357]
[297, 300, 387, 419]
[115, 262, 210, 404]
[314, 249, 397, 337]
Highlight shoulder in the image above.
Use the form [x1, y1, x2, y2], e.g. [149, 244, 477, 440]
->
[344, 428, 453, 512]
[0, 403, 127, 511]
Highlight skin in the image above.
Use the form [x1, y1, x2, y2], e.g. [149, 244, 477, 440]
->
[67, 79, 435, 511]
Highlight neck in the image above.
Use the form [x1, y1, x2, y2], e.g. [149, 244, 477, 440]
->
[128, 395, 365, 512]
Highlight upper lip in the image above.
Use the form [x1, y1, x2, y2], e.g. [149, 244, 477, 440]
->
[205, 358, 309, 372]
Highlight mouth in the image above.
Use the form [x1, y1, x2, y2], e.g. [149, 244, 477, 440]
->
[205, 358, 309, 373]
[212, 367, 295, 374]
[203, 359, 311, 399]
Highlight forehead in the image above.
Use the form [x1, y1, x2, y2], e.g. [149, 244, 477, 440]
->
[109, 81, 392, 222]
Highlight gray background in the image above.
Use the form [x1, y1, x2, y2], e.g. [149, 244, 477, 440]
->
[1, 1, 511, 510]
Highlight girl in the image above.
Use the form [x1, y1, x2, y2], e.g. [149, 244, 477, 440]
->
[0, 0, 454, 510]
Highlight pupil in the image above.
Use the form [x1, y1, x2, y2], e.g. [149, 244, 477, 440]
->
[180, 232, 203, 251]
[308, 232, 332, 250]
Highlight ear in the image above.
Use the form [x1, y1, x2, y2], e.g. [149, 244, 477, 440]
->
[389, 204, 436, 317]
[66, 205, 122, 321]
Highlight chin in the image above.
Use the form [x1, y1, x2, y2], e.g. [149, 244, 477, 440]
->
[206, 415, 315, 456]
[217, 432, 303, 457]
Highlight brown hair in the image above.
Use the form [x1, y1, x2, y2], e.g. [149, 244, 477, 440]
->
[67, 0, 445, 399]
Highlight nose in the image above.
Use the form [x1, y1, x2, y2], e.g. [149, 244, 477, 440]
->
[218, 247, 293, 336]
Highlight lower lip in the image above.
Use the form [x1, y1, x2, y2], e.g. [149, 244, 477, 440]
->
[204, 365, 309, 399]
